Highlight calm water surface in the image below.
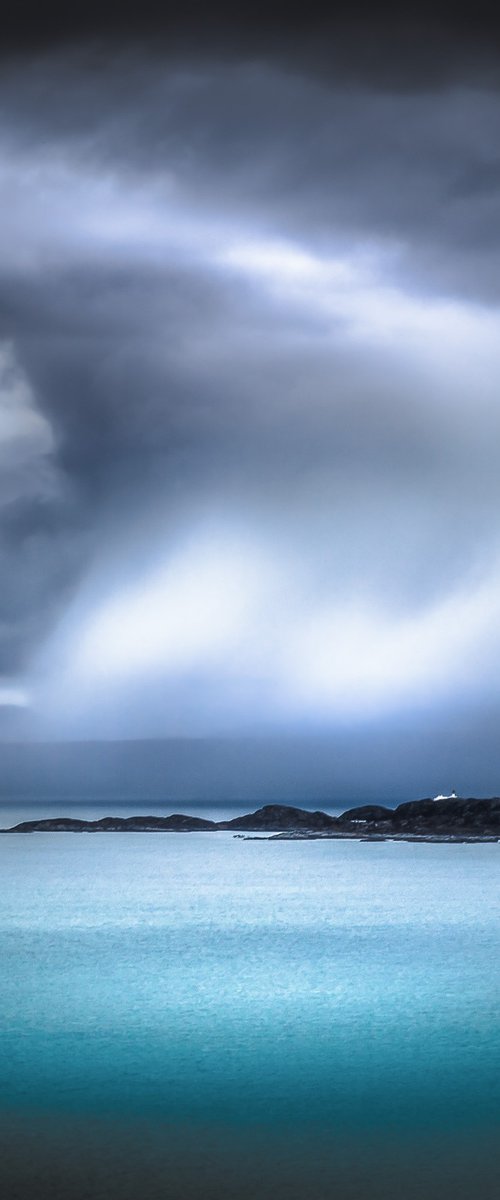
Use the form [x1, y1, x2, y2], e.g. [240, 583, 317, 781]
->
[0, 829, 499, 1198]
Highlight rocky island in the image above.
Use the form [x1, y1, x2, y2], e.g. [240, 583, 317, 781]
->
[2, 796, 500, 841]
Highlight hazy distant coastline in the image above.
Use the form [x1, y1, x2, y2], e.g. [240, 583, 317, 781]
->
[3, 797, 500, 842]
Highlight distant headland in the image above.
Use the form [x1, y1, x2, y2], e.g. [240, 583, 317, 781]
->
[2, 796, 500, 841]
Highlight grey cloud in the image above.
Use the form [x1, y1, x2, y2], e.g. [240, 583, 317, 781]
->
[0, 63, 499, 303]
[0, 249, 497, 672]
[0, 43, 499, 758]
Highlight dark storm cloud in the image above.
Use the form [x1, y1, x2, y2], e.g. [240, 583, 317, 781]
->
[1, 244, 497, 606]
[0, 10, 499, 764]
[2, 0, 500, 89]
[0, 58, 499, 303]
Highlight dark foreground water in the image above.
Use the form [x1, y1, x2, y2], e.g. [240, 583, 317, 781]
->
[0, 827, 499, 1198]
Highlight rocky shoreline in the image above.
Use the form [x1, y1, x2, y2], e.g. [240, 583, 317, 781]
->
[2, 796, 500, 841]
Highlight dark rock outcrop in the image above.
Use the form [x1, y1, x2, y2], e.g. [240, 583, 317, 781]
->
[7, 814, 217, 833]
[10, 818, 91, 832]
[391, 795, 500, 835]
[326, 796, 500, 840]
[221, 804, 338, 832]
[3, 797, 500, 840]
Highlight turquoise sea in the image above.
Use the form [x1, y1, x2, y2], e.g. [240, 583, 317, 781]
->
[0, 812, 499, 1198]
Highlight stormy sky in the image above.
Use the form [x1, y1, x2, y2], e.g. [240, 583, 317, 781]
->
[1, 2, 500, 797]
